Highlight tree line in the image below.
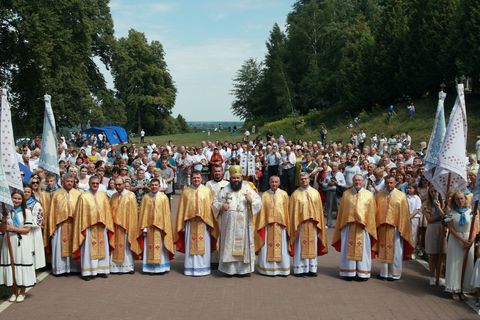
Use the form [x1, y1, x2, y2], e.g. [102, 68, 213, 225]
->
[231, 0, 480, 123]
[0, 0, 188, 136]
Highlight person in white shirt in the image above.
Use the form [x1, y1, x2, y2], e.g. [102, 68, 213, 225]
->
[280, 146, 296, 195]
[406, 183, 422, 258]
[343, 155, 362, 188]
[322, 162, 346, 228]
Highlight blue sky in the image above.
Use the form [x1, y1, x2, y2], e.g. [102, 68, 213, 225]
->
[107, 0, 296, 121]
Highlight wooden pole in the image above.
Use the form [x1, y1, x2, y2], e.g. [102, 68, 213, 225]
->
[436, 173, 451, 285]
[1, 203, 17, 297]
[461, 200, 479, 291]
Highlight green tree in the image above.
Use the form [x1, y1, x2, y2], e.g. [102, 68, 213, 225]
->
[1, 0, 121, 134]
[254, 23, 293, 119]
[112, 29, 176, 135]
[398, 0, 459, 96]
[367, 0, 410, 103]
[176, 114, 190, 133]
[336, 15, 376, 110]
[230, 58, 263, 120]
[454, 0, 480, 85]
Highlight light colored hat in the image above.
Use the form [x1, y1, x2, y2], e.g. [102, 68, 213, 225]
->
[229, 165, 242, 178]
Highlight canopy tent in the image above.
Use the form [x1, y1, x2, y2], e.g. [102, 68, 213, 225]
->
[104, 126, 128, 143]
[83, 126, 128, 145]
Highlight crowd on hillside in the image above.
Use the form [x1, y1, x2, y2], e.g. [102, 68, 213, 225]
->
[4, 128, 480, 304]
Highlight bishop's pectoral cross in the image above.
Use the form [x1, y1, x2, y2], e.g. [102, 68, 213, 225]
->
[223, 192, 233, 205]
[222, 192, 233, 212]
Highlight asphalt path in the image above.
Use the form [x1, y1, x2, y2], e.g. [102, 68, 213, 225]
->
[0, 192, 477, 320]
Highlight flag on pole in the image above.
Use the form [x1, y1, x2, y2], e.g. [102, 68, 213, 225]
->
[0, 88, 23, 191]
[0, 152, 13, 206]
[423, 90, 446, 182]
[38, 94, 59, 175]
[431, 84, 468, 198]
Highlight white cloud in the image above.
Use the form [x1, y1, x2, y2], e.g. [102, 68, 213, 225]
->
[110, 1, 175, 18]
[166, 38, 265, 121]
[149, 3, 175, 13]
[209, 0, 292, 21]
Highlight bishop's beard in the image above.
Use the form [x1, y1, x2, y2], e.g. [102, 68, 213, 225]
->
[230, 180, 242, 191]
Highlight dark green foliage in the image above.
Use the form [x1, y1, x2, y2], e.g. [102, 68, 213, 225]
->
[231, 0, 479, 123]
[1, 0, 123, 134]
[111, 29, 177, 135]
[1, 1, 187, 136]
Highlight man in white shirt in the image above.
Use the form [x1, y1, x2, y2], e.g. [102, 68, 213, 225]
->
[322, 162, 346, 228]
[367, 147, 380, 165]
[280, 146, 296, 195]
[404, 149, 414, 165]
[343, 155, 362, 188]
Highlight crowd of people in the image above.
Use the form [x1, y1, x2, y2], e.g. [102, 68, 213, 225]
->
[1, 128, 480, 307]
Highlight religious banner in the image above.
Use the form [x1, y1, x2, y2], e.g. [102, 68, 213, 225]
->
[39, 94, 59, 175]
[431, 84, 468, 198]
[0, 89, 23, 191]
[0, 151, 13, 206]
[423, 90, 446, 183]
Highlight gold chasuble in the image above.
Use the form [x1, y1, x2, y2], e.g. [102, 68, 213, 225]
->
[289, 186, 328, 258]
[72, 191, 114, 260]
[255, 189, 290, 262]
[47, 188, 82, 256]
[175, 185, 218, 255]
[110, 190, 141, 262]
[374, 189, 414, 263]
[332, 188, 377, 261]
[138, 192, 175, 264]
[40, 190, 55, 244]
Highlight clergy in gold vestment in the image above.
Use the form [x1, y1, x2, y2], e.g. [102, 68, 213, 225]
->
[109, 178, 141, 274]
[374, 176, 414, 280]
[175, 172, 218, 276]
[72, 176, 114, 280]
[255, 175, 290, 276]
[332, 174, 377, 280]
[40, 173, 59, 245]
[138, 178, 175, 274]
[290, 173, 328, 275]
[47, 174, 82, 275]
[212, 166, 262, 275]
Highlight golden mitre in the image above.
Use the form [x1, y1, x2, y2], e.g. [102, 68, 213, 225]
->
[229, 165, 242, 178]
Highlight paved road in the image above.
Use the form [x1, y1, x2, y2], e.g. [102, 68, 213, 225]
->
[1, 193, 477, 320]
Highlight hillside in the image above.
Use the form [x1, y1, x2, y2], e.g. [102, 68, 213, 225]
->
[257, 94, 480, 152]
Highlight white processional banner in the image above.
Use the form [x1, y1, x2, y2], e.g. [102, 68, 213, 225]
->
[0, 151, 13, 206]
[431, 84, 468, 198]
[423, 90, 446, 183]
[0, 88, 23, 191]
[38, 94, 59, 175]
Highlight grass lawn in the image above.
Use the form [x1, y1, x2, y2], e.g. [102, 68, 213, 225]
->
[127, 94, 480, 152]
[257, 94, 480, 152]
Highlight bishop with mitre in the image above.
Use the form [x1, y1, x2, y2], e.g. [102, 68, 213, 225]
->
[213, 165, 261, 275]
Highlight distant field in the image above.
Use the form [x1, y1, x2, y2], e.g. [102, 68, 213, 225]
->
[129, 131, 244, 147]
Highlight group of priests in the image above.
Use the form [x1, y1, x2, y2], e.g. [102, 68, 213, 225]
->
[42, 165, 413, 280]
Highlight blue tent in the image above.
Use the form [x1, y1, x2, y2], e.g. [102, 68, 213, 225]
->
[84, 126, 128, 145]
[104, 126, 128, 143]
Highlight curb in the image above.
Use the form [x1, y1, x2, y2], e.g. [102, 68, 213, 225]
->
[0, 271, 49, 313]
[414, 258, 480, 315]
